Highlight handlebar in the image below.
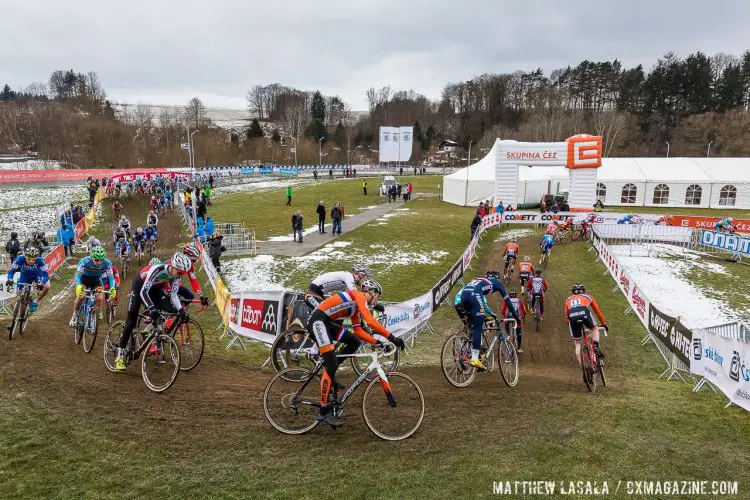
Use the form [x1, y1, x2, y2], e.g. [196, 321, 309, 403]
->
[483, 318, 518, 331]
[598, 326, 608, 337]
[179, 297, 207, 312]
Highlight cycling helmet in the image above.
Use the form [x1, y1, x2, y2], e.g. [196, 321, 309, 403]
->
[509, 290, 517, 298]
[11, 231, 17, 239]
[149, 258, 162, 266]
[183, 243, 201, 262]
[535, 269, 542, 275]
[136, 227, 143, 234]
[351, 264, 372, 276]
[170, 252, 192, 273]
[485, 270, 501, 279]
[553, 221, 559, 225]
[117, 237, 125, 244]
[360, 278, 383, 295]
[151, 196, 155, 200]
[120, 215, 126, 221]
[523, 255, 531, 261]
[24, 246, 39, 258]
[728, 217, 734, 222]
[91, 246, 107, 261]
[572, 283, 586, 294]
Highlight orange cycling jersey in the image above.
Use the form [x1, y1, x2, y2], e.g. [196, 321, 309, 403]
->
[317, 290, 391, 343]
[518, 261, 535, 274]
[504, 243, 519, 255]
[564, 293, 607, 325]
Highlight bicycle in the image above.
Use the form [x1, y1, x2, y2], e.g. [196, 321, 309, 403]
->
[165, 298, 206, 371]
[270, 325, 399, 382]
[530, 295, 543, 332]
[263, 343, 424, 441]
[146, 238, 156, 261]
[539, 248, 551, 269]
[103, 310, 181, 393]
[571, 224, 586, 241]
[440, 318, 519, 388]
[580, 326, 608, 393]
[134, 241, 144, 265]
[120, 253, 131, 280]
[6, 282, 40, 340]
[555, 229, 572, 244]
[502, 256, 515, 283]
[105, 288, 118, 324]
[73, 286, 104, 353]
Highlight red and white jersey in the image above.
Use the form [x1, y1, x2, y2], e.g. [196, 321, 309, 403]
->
[547, 224, 557, 235]
[310, 271, 357, 295]
[138, 262, 182, 311]
[527, 276, 548, 295]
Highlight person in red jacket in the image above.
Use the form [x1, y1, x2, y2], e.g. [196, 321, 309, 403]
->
[501, 290, 527, 353]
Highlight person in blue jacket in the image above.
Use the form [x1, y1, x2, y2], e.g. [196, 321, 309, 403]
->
[204, 215, 215, 237]
[6, 246, 50, 313]
[57, 224, 75, 257]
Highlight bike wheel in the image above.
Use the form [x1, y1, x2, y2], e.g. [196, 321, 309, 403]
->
[121, 262, 127, 280]
[82, 309, 98, 353]
[103, 321, 125, 372]
[362, 372, 425, 441]
[74, 309, 85, 345]
[263, 368, 320, 435]
[497, 338, 519, 387]
[571, 229, 582, 241]
[351, 343, 399, 381]
[8, 297, 23, 340]
[270, 330, 317, 380]
[174, 318, 204, 371]
[18, 297, 30, 336]
[440, 334, 476, 388]
[581, 346, 596, 393]
[597, 357, 607, 387]
[141, 334, 180, 393]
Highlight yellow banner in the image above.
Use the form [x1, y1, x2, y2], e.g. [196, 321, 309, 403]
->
[215, 278, 232, 332]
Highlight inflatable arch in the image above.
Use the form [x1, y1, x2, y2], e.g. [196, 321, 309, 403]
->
[494, 135, 603, 210]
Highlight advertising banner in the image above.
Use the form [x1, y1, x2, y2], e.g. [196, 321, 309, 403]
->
[110, 170, 190, 183]
[44, 244, 66, 276]
[699, 230, 750, 257]
[378, 291, 432, 338]
[691, 330, 750, 411]
[481, 211, 664, 227]
[74, 219, 86, 244]
[647, 304, 692, 366]
[462, 235, 479, 271]
[431, 259, 464, 311]
[670, 216, 750, 234]
[228, 290, 285, 344]
[279, 168, 299, 176]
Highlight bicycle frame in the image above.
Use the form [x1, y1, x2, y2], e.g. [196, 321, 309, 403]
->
[482, 319, 517, 351]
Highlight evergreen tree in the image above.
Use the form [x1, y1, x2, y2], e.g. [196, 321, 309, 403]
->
[310, 91, 326, 122]
[305, 119, 327, 142]
[103, 100, 116, 120]
[715, 63, 745, 111]
[247, 118, 264, 138]
[332, 121, 346, 149]
[0, 84, 15, 102]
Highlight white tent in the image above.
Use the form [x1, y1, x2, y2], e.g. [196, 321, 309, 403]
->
[443, 148, 750, 209]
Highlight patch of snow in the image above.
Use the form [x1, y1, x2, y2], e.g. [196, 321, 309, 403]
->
[611, 244, 737, 328]
[394, 208, 410, 212]
[0, 185, 87, 211]
[360, 205, 379, 210]
[221, 254, 285, 292]
[0, 159, 64, 171]
[291, 241, 448, 271]
[266, 224, 326, 242]
[494, 229, 535, 242]
[214, 178, 312, 197]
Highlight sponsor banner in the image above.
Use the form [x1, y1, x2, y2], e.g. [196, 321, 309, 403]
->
[670, 215, 750, 234]
[279, 168, 299, 176]
[431, 259, 464, 311]
[481, 211, 664, 227]
[0, 168, 176, 184]
[647, 304, 692, 365]
[74, 219, 86, 244]
[228, 290, 285, 343]
[110, 170, 190, 183]
[691, 330, 750, 411]
[44, 244, 66, 276]
[700, 230, 750, 256]
[378, 291, 433, 338]
[462, 235, 479, 271]
[259, 166, 274, 175]
[241, 167, 255, 175]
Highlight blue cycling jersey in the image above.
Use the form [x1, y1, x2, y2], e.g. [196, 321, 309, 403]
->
[115, 241, 131, 255]
[7, 255, 49, 285]
[541, 234, 554, 249]
[145, 228, 158, 239]
[75, 256, 115, 288]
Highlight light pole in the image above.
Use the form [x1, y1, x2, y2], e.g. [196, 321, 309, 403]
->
[707, 141, 713, 158]
[468, 140, 473, 166]
[289, 137, 298, 166]
[319, 137, 324, 167]
[190, 129, 198, 170]
[665, 141, 670, 158]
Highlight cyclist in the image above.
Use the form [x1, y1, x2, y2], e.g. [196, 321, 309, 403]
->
[715, 217, 735, 233]
[70, 246, 115, 326]
[133, 227, 147, 256]
[564, 283, 608, 363]
[115, 237, 131, 263]
[502, 239, 519, 278]
[307, 278, 404, 427]
[5, 246, 50, 313]
[114, 253, 193, 371]
[581, 214, 597, 237]
[546, 221, 558, 236]
[102, 266, 121, 307]
[118, 215, 132, 239]
[304, 264, 371, 310]
[518, 255, 535, 295]
[150, 196, 158, 210]
[146, 210, 159, 227]
[112, 200, 123, 218]
[179, 243, 210, 307]
[539, 233, 554, 264]
[559, 217, 574, 236]
[112, 226, 128, 247]
[144, 224, 158, 249]
[457, 270, 521, 370]
[501, 290, 526, 353]
[526, 269, 548, 320]
[86, 236, 102, 255]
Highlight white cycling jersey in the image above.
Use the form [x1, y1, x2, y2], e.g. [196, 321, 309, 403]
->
[310, 271, 357, 295]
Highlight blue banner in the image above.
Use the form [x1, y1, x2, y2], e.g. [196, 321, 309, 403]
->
[259, 166, 274, 175]
[241, 167, 255, 175]
[279, 168, 299, 176]
[700, 230, 750, 256]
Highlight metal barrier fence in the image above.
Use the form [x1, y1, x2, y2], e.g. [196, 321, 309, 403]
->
[700, 321, 750, 342]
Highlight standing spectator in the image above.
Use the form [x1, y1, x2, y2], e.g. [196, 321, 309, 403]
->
[496, 201, 505, 214]
[329, 168, 333, 179]
[331, 203, 343, 235]
[204, 215, 215, 237]
[550, 201, 560, 213]
[400, 167, 404, 176]
[362, 180, 368, 195]
[313, 169, 318, 180]
[478, 202, 486, 218]
[87, 182, 98, 209]
[294, 210, 304, 243]
[197, 195, 207, 220]
[316, 201, 326, 233]
[353, 168, 357, 177]
[286, 185, 293, 205]
[540, 200, 547, 213]
[506, 204, 513, 212]
[470, 211, 482, 239]
[207, 234, 226, 272]
[397, 183, 403, 200]
[5, 231, 21, 265]
[408, 182, 413, 200]
[291, 211, 299, 242]
[208, 173, 214, 188]
[414, 167, 418, 175]
[203, 184, 212, 206]
[57, 224, 74, 257]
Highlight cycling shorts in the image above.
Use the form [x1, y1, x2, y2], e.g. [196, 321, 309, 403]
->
[519, 272, 530, 282]
[505, 253, 516, 263]
[460, 289, 485, 317]
[567, 306, 595, 340]
[542, 242, 553, 252]
[307, 309, 347, 353]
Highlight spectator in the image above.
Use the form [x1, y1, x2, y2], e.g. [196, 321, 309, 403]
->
[403, 184, 409, 201]
[362, 180, 368, 195]
[329, 168, 333, 179]
[197, 195, 207, 220]
[208, 173, 214, 188]
[286, 185, 293, 205]
[316, 201, 326, 233]
[594, 199, 605, 212]
[291, 211, 299, 242]
[204, 215, 215, 237]
[414, 167, 417, 175]
[470, 212, 482, 239]
[57, 224, 74, 257]
[192, 220, 207, 244]
[550, 201, 560, 213]
[25, 232, 49, 255]
[540, 200, 547, 213]
[207, 234, 226, 272]
[294, 210, 304, 243]
[400, 167, 404, 176]
[506, 204, 513, 212]
[5, 231, 21, 265]
[331, 203, 343, 235]
[496, 201, 505, 214]
[203, 184, 212, 206]
[408, 182, 413, 200]
[397, 183, 403, 199]
[478, 202, 486, 218]
[353, 168, 357, 177]
[313, 169, 318, 180]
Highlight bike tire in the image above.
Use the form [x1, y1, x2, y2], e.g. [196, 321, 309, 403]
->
[174, 318, 204, 371]
[440, 334, 477, 388]
[362, 372, 425, 441]
[74, 311, 84, 345]
[82, 310, 98, 353]
[581, 346, 596, 393]
[8, 296, 23, 340]
[270, 329, 317, 380]
[597, 357, 607, 388]
[141, 334, 180, 393]
[497, 338, 519, 387]
[103, 321, 125, 372]
[263, 368, 320, 435]
[571, 229, 582, 241]
[351, 343, 400, 381]
[18, 296, 30, 336]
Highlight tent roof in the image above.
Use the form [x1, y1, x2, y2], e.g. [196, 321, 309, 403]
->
[597, 158, 644, 181]
[634, 158, 711, 183]
[692, 158, 750, 183]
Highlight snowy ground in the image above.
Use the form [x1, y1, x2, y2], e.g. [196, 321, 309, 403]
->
[213, 178, 312, 197]
[0, 159, 65, 170]
[611, 244, 742, 328]
[0, 185, 88, 236]
[494, 228, 536, 242]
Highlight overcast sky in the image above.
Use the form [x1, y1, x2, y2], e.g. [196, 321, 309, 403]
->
[2, 0, 749, 111]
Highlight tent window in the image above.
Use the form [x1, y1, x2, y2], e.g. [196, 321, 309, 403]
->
[621, 183, 637, 204]
[719, 185, 737, 206]
[652, 184, 670, 204]
[685, 184, 702, 205]
[596, 183, 606, 202]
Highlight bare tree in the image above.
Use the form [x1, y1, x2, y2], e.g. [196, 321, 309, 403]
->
[246, 84, 266, 119]
[185, 97, 208, 129]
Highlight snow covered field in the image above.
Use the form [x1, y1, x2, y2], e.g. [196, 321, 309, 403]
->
[0, 159, 64, 170]
[0, 185, 88, 236]
[611, 244, 743, 328]
[214, 178, 313, 197]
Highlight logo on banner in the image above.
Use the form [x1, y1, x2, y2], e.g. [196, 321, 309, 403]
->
[262, 304, 276, 333]
[693, 338, 702, 360]
[432, 261, 464, 308]
[566, 135, 602, 169]
[378, 313, 388, 328]
[383, 134, 390, 142]
[386, 311, 409, 328]
[729, 351, 741, 382]
[403, 134, 410, 141]
[229, 298, 240, 325]
[241, 298, 264, 330]
[705, 347, 724, 366]
[413, 300, 430, 319]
